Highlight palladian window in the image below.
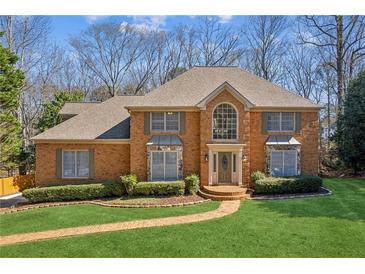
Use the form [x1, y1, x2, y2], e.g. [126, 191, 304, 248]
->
[212, 103, 237, 140]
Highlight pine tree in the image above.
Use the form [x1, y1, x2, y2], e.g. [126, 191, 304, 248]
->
[0, 33, 25, 175]
[37, 90, 84, 133]
[335, 70, 365, 175]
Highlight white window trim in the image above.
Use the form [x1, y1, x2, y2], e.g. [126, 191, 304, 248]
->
[150, 150, 179, 181]
[270, 150, 298, 177]
[150, 112, 180, 132]
[267, 112, 295, 132]
[212, 102, 239, 141]
[62, 149, 90, 179]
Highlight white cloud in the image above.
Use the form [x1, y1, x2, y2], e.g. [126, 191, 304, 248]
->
[218, 15, 233, 24]
[84, 16, 109, 24]
[130, 16, 167, 31]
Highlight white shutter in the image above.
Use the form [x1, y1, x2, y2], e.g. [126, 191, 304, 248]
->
[271, 151, 283, 176]
[283, 151, 297, 176]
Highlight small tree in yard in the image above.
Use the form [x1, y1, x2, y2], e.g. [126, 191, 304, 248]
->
[0, 34, 24, 175]
[335, 70, 365, 175]
[37, 90, 84, 133]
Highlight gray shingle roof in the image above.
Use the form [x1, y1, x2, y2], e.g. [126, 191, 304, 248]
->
[59, 102, 100, 116]
[126, 66, 320, 109]
[33, 66, 320, 141]
[32, 96, 140, 140]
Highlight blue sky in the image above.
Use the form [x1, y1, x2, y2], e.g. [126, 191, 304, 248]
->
[50, 15, 247, 46]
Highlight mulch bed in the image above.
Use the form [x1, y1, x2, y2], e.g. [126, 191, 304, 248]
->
[250, 187, 332, 200]
[0, 195, 210, 214]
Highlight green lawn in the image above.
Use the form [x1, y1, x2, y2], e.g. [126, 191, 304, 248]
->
[0, 201, 219, 236]
[1, 178, 364, 258]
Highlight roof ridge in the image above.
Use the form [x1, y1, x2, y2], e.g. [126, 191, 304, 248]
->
[236, 67, 321, 107]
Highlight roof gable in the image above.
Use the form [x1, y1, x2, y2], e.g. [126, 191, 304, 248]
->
[196, 81, 254, 110]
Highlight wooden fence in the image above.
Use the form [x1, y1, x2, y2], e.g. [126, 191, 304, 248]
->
[0, 174, 35, 196]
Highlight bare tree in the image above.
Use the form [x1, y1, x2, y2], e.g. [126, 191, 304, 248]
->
[70, 22, 145, 97]
[299, 15, 365, 113]
[195, 17, 243, 66]
[0, 16, 52, 174]
[284, 43, 322, 100]
[241, 16, 288, 82]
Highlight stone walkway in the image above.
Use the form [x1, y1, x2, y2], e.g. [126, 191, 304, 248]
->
[0, 200, 240, 246]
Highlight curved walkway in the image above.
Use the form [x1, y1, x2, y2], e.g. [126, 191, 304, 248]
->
[0, 200, 240, 246]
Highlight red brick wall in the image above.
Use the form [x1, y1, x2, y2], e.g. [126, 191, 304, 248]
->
[35, 143, 130, 186]
[249, 111, 319, 176]
[130, 111, 200, 181]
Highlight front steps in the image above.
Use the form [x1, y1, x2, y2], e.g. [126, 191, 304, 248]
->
[198, 185, 251, 201]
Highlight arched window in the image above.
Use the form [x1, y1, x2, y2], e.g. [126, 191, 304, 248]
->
[212, 103, 237, 140]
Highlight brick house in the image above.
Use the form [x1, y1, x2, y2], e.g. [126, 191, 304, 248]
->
[32, 66, 320, 192]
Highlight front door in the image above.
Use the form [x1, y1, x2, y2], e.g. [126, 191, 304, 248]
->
[218, 152, 232, 183]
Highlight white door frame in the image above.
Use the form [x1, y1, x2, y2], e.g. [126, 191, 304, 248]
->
[207, 144, 244, 186]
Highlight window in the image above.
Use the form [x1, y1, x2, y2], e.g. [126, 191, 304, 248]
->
[213, 154, 217, 172]
[62, 150, 89, 178]
[151, 112, 179, 131]
[233, 154, 236, 172]
[267, 112, 295, 131]
[212, 103, 237, 140]
[151, 151, 178, 181]
[270, 150, 297, 176]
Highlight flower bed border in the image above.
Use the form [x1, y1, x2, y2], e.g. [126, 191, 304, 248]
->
[250, 186, 332, 200]
[0, 196, 211, 215]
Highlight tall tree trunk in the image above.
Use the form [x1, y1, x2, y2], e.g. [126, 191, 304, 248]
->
[336, 16, 344, 114]
[327, 81, 331, 149]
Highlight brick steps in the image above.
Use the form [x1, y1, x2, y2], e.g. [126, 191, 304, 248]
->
[198, 185, 251, 201]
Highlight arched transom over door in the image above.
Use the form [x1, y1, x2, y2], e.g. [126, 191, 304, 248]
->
[212, 103, 238, 140]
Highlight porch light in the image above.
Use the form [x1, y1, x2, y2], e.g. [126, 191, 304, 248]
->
[242, 154, 247, 162]
[205, 154, 209, 162]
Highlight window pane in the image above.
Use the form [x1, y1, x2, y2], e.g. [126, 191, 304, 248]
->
[213, 104, 237, 140]
[213, 154, 217, 172]
[267, 112, 280, 131]
[77, 151, 89, 177]
[233, 154, 236, 172]
[165, 152, 177, 180]
[281, 112, 294, 131]
[63, 151, 76, 178]
[151, 152, 164, 180]
[166, 112, 179, 131]
[283, 151, 297, 176]
[151, 112, 165, 131]
[271, 151, 283, 176]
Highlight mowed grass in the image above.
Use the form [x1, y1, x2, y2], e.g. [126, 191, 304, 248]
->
[1, 178, 364, 258]
[0, 201, 219, 236]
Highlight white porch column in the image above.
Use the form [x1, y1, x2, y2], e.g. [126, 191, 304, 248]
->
[238, 149, 243, 186]
[208, 150, 213, 186]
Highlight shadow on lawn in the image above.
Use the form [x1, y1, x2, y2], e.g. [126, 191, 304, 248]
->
[254, 179, 365, 221]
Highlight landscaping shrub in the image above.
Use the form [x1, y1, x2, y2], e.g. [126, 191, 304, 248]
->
[107, 180, 126, 197]
[120, 174, 138, 196]
[254, 175, 323, 194]
[22, 182, 115, 203]
[251, 170, 266, 183]
[184, 174, 200, 194]
[134, 181, 185, 196]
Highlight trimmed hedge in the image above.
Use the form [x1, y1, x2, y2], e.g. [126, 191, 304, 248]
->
[184, 174, 200, 194]
[22, 182, 116, 203]
[251, 171, 266, 183]
[254, 175, 323, 194]
[133, 181, 185, 196]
